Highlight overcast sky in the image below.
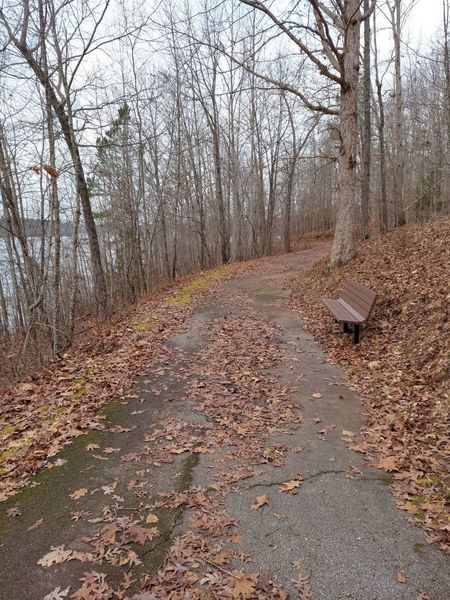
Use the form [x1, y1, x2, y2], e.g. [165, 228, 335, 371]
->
[408, 0, 443, 44]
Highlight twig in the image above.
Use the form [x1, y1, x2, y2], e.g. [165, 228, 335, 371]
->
[199, 554, 241, 579]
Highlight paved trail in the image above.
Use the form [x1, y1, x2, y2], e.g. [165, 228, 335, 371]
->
[1, 248, 449, 599]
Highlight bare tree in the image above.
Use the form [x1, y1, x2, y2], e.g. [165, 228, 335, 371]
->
[238, 0, 375, 267]
[0, 0, 108, 316]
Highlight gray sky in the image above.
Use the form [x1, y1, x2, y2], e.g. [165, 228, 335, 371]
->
[409, 0, 442, 43]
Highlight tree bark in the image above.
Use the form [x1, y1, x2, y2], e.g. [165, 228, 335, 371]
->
[361, 0, 371, 239]
[389, 0, 406, 227]
[330, 1, 361, 268]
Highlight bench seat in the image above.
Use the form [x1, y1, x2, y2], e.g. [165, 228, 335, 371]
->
[322, 279, 377, 344]
[322, 298, 365, 324]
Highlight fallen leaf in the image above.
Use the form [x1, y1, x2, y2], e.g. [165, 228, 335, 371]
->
[318, 424, 336, 435]
[211, 550, 232, 565]
[230, 533, 243, 545]
[376, 456, 399, 472]
[251, 495, 270, 510]
[396, 571, 407, 583]
[342, 429, 355, 437]
[279, 478, 303, 493]
[229, 571, 257, 599]
[146, 513, 159, 524]
[43, 586, 70, 600]
[6, 507, 22, 517]
[273, 513, 288, 520]
[101, 482, 117, 495]
[86, 443, 100, 452]
[37, 545, 73, 567]
[69, 488, 88, 500]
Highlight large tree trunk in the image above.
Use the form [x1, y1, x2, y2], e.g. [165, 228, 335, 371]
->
[361, 0, 371, 239]
[330, 1, 361, 268]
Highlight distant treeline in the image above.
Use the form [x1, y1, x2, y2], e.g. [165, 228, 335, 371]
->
[0, 218, 79, 239]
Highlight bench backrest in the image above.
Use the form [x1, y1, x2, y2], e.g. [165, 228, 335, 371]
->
[341, 279, 377, 320]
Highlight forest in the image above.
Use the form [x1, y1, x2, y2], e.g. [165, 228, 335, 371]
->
[1, 3, 449, 599]
[0, 0, 448, 377]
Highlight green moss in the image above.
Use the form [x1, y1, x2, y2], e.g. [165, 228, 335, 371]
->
[132, 320, 155, 332]
[418, 474, 440, 487]
[0, 448, 19, 463]
[73, 386, 93, 399]
[410, 495, 423, 505]
[0, 424, 17, 438]
[415, 509, 426, 521]
[99, 398, 123, 418]
[0, 428, 99, 534]
[378, 473, 394, 485]
[137, 452, 200, 577]
[414, 542, 425, 554]
[165, 267, 229, 306]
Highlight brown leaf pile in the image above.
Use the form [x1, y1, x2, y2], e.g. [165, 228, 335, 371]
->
[287, 218, 450, 551]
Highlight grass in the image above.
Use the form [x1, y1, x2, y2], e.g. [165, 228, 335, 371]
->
[132, 320, 155, 332]
[165, 267, 231, 306]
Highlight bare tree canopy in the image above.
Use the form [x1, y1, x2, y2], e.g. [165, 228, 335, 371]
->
[0, 0, 447, 375]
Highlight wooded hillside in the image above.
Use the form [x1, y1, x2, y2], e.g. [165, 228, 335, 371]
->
[0, 0, 449, 377]
[288, 218, 450, 551]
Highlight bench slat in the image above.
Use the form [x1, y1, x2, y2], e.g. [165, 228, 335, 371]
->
[341, 290, 372, 318]
[346, 280, 376, 302]
[322, 298, 362, 323]
[343, 282, 374, 305]
[342, 280, 377, 319]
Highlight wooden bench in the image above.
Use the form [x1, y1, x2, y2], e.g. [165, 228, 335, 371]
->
[322, 280, 377, 344]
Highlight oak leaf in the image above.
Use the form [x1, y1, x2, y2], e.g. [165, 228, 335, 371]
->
[279, 478, 303, 493]
[38, 545, 72, 567]
[43, 586, 70, 600]
[103, 447, 120, 454]
[26, 518, 43, 531]
[229, 571, 257, 599]
[376, 456, 399, 472]
[7, 507, 21, 517]
[86, 444, 100, 452]
[230, 533, 243, 545]
[342, 429, 355, 437]
[251, 495, 270, 510]
[69, 488, 88, 500]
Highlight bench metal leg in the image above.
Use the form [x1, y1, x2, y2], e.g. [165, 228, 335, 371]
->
[353, 324, 360, 344]
[343, 322, 350, 333]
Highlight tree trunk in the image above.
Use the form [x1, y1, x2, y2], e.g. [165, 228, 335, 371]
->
[330, 1, 361, 268]
[361, 0, 371, 239]
[391, 0, 406, 227]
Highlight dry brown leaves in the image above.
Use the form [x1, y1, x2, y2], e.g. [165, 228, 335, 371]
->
[0, 266, 240, 501]
[287, 218, 450, 551]
[30, 279, 299, 598]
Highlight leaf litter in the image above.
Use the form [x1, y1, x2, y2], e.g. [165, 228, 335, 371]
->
[287, 218, 450, 552]
[32, 276, 311, 598]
